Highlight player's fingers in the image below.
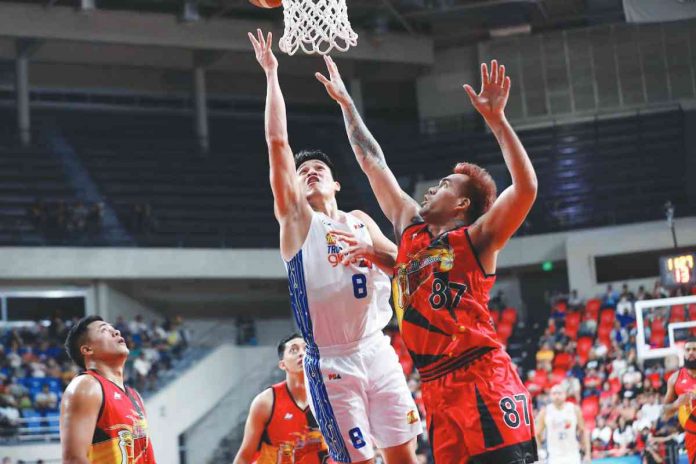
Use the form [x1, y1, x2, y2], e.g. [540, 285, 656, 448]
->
[315, 72, 330, 86]
[498, 65, 505, 86]
[257, 29, 264, 47]
[463, 84, 478, 103]
[248, 32, 260, 50]
[329, 229, 356, 239]
[491, 60, 498, 85]
[503, 76, 511, 94]
[266, 31, 273, 49]
[481, 62, 489, 87]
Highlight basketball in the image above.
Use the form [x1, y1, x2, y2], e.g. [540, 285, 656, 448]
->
[249, 0, 282, 8]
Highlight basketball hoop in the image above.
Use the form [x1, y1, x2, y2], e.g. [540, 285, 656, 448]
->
[279, 0, 358, 55]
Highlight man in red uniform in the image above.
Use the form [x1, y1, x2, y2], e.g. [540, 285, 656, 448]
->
[317, 56, 538, 463]
[663, 337, 696, 464]
[235, 334, 331, 464]
[61, 315, 156, 464]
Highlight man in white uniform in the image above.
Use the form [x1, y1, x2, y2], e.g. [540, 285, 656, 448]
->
[535, 384, 591, 464]
[248, 29, 421, 464]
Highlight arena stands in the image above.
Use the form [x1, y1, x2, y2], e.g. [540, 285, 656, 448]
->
[385, 281, 696, 464]
[0, 315, 189, 442]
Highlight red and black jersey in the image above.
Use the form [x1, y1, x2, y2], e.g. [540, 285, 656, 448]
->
[393, 223, 501, 382]
[256, 381, 329, 464]
[86, 370, 156, 464]
[675, 368, 696, 434]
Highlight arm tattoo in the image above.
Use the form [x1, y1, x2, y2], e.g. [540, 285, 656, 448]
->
[342, 102, 387, 170]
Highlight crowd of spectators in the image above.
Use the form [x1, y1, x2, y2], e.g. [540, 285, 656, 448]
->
[528, 281, 695, 462]
[0, 313, 187, 439]
[28, 200, 104, 242]
[385, 280, 695, 464]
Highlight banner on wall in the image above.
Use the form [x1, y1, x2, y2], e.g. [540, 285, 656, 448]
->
[623, 0, 696, 23]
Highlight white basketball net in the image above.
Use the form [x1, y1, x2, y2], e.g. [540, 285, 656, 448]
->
[279, 0, 358, 55]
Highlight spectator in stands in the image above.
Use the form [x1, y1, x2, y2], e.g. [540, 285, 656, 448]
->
[620, 284, 635, 302]
[653, 281, 669, 299]
[603, 285, 620, 308]
[536, 342, 554, 371]
[34, 384, 58, 415]
[568, 289, 583, 310]
[592, 416, 612, 446]
[635, 285, 651, 301]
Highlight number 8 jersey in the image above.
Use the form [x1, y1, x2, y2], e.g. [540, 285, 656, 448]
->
[286, 211, 392, 348]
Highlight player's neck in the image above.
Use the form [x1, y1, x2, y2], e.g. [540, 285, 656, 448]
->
[286, 373, 307, 406]
[88, 360, 126, 390]
[310, 197, 339, 220]
[686, 367, 696, 378]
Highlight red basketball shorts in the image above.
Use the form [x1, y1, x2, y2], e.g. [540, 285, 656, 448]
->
[420, 349, 538, 464]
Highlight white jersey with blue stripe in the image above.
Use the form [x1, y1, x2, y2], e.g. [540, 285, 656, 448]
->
[285, 211, 393, 348]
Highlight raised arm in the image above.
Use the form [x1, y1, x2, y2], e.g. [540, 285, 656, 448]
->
[233, 389, 273, 464]
[60, 375, 103, 464]
[249, 30, 312, 259]
[466, 61, 537, 263]
[316, 56, 421, 237]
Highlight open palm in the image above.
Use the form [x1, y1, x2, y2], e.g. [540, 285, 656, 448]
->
[464, 60, 510, 122]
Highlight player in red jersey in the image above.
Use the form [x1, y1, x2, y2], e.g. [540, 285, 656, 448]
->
[318, 56, 538, 463]
[61, 315, 156, 464]
[663, 337, 696, 464]
[235, 334, 331, 464]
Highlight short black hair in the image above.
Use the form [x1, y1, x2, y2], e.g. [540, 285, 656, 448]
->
[294, 150, 337, 180]
[277, 333, 303, 360]
[65, 315, 104, 369]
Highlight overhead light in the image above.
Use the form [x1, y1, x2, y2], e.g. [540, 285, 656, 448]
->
[489, 24, 531, 38]
[80, 0, 96, 11]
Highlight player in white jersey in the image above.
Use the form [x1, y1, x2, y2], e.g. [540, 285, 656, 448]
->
[535, 384, 590, 464]
[249, 30, 421, 464]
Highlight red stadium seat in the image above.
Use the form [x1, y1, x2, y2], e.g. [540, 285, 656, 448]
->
[670, 305, 686, 323]
[599, 309, 615, 328]
[608, 376, 621, 394]
[577, 337, 593, 365]
[650, 329, 666, 348]
[584, 299, 601, 320]
[651, 317, 665, 333]
[647, 372, 661, 390]
[501, 307, 517, 326]
[553, 352, 573, 372]
[497, 322, 513, 344]
[564, 311, 581, 340]
[581, 396, 599, 420]
[597, 325, 612, 347]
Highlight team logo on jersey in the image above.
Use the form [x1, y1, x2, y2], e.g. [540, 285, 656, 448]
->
[406, 410, 419, 424]
[284, 413, 294, 420]
[393, 245, 456, 313]
[326, 233, 343, 267]
[114, 392, 121, 400]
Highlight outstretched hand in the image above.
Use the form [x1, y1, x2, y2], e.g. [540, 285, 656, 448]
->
[315, 55, 351, 106]
[248, 28, 278, 74]
[463, 60, 510, 124]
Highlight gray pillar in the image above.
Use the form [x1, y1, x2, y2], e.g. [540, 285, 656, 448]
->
[193, 66, 209, 154]
[15, 49, 30, 147]
[350, 78, 365, 118]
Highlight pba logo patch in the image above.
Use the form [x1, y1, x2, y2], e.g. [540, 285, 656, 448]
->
[407, 410, 419, 424]
[327, 373, 342, 381]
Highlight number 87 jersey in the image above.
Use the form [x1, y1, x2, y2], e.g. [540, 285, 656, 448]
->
[286, 211, 393, 348]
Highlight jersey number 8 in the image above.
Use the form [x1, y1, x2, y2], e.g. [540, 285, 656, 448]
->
[352, 274, 368, 299]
